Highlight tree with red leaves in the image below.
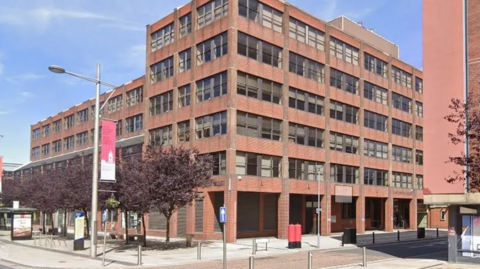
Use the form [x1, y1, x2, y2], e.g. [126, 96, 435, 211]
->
[445, 94, 480, 192]
[145, 145, 216, 246]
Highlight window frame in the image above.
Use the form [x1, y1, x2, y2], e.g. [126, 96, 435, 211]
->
[330, 100, 359, 124]
[149, 125, 173, 147]
[237, 111, 282, 141]
[196, 111, 228, 139]
[196, 72, 228, 102]
[364, 81, 388, 105]
[237, 71, 282, 104]
[149, 91, 173, 116]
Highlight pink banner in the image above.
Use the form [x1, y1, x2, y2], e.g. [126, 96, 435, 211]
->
[100, 120, 116, 181]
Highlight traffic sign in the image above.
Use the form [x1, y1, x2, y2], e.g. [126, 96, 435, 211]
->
[220, 207, 226, 223]
[102, 210, 108, 223]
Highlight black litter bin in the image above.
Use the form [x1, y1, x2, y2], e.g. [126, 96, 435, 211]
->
[343, 228, 357, 244]
[417, 227, 425, 239]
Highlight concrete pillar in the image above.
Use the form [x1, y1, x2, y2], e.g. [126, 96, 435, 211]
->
[321, 191, 331, 236]
[385, 193, 394, 232]
[356, 191, 366, 234]
[409, 198, 418, 230]
[277, 187, 289, 239]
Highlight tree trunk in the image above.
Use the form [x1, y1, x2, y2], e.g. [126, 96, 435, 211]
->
[124, 210, 129, 244]
[42, 212, 46, 235]
[50, 213, 55, 233]
[142, 214, 147, 247]
[63, 209, 68, 237]
[84, 209, 90, 238]
[165, 214, 171, 248]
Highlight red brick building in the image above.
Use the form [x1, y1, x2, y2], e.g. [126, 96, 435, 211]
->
[19, 0, 426, 241]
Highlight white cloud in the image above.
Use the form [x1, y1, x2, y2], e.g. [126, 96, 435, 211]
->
[5, 73, 45, 84]
[20, 91, 35, 98]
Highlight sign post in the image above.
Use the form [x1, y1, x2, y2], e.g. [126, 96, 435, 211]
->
[102, 209, 108, 266]
[74, 212, 85, 251]
[220, 206, 227, 269]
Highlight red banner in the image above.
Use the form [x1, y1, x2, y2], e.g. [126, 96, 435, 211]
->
[100, 120, 116, 181]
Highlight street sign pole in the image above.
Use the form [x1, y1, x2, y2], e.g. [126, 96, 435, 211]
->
[220, 205, 227, 269]
[102, 209, 108, 266]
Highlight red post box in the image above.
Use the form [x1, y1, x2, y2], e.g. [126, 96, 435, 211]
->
[294, 224, 302, 248]
[288, 224, 295, 249]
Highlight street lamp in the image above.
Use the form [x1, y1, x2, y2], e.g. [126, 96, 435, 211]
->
[48, 64, 117, 258]
[317, 167, 321, 249]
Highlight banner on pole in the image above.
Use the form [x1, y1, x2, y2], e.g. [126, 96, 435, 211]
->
[100, 120, 116, 181]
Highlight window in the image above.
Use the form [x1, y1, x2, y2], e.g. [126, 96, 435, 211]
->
[178, 121, 190, 142]
[196, 111, 227, 139]
[179, 13, 192, 38]
[440, 209, 446, 221]
[364, 168, 388, 186]
[236, 152, 281, 177]
[211, 151, 227, 175]
[416, 126, 423, 141]
[364, 81, 388, 105]
[392, 92, 412, 113]
[179, 49, 191, 73]
[330, 132, 359, 154]
[76, 109, 88, 124]
[392, 66, 412, 88]
[330, 68, 359, 94]
[416, 77, 423, 93]
[150, 56, 174, 83]
[288, 123, 324, 148]
[149, 125, 173, 147]
[53, 120, 62, 133]
[364, 53, 387, 77]
[41, 144, 50, 156]
[116, 120, 122, 136]
[64, 136, 74, 150]
[122, 143, 143, 157]
[289, 52, 325, 82]
[415, 102, 423, 117]
[237, 111, 281, 140]
[53, 140, 61, 153]
[151, 23, 174, 52]
[107, 95, 123, 114]
[197, 32, 228, 66]
[363, 139, 388, 159]
[197, 0, 229, 29]
[364, 110, 387, 132]
[392, 172, 412, 188]
[76, 132, 88, 146]
[125, 114, 143, 134]
[42, 125, 50, 137]
[289, 17, 324, 50]
[237, 71, 282, 104]
[238, 32, 282, 68]
[32, 147, 40, 159]
[416, 150, 423, 165]
[239, 0, 283, 32]
[288, 158, 324, 181]
[178, 84, 191, 108]
[330, 164, 359, 184]
[65, 114, 75, 129]
[392, 119, 412, 138]
[196, 72, 227, 102]
[150, 91, 173, 116]
[90, 127, 102, 143]
[330, 100, 359, 124]
[91, 102, 105, 118]
[126, 87, 143, 107]
[32, 128, 41, 140]
[341, 202, 356, 219]
[330, 37, 359, 65]
[392, 145, 412, 163]
[288, 88, 324, 115]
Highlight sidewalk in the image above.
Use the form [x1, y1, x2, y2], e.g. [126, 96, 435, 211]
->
[0, 229, 446, 268]
[334, 258, 480, 269]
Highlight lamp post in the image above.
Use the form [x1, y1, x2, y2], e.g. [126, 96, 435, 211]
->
[48, 64, 117, 258]
[317, 167, 321, 249]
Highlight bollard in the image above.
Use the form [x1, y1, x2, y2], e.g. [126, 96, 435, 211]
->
[308, 251, 314, 268]
[341, 234, 344, 247]
[372, 232, 375, 244]
[437, 228, 439, 238]
[137, 245, 142, 265]
[197, 242, 202, 260]
[252, 239, 256, 255]
[50, 234, 53, 248]
[397, 230, 400, 241]
[249, 256, 254, 269]
[362, 247, 367, 267]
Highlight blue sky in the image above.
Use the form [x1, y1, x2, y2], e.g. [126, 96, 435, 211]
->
[0, 0, 422, 164]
